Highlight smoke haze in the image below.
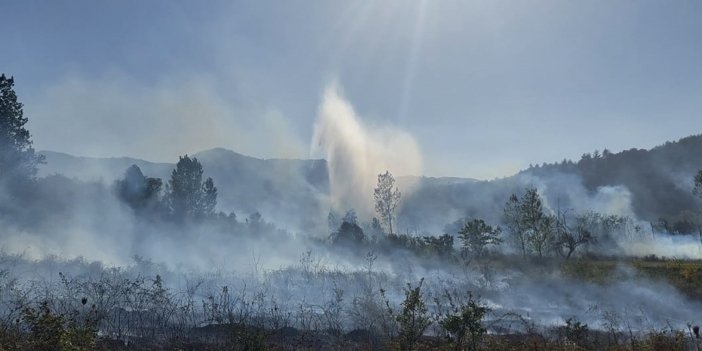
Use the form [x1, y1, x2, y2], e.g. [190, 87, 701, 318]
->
[311, 82, 423, 217]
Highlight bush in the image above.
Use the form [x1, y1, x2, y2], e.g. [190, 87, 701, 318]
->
[382, 278, 431, 351]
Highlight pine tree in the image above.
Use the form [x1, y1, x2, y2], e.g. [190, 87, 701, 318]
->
[0, 74, 45, 187]
[166, 155, 217, 221]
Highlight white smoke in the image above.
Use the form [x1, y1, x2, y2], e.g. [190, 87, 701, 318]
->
[310, 82, 422, 218]
[519, 172, 637, 218]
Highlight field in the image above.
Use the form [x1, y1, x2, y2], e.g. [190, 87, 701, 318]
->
[1, 248, 702, 351]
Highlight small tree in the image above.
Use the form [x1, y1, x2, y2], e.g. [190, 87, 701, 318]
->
[382, 278, 431, 351]
[330, 221, 365, 246]
[420, 234, 455, 258]
[520, 188, 555, 259]
[370, 217, 385, 240]
[694, 170, 702, 199]
[504, 188, 555, 259]
[0, 74, 45, 187]
[435, 290, 490, 351]
[458, 219, 503, 258]
[374, 171, 401, 235]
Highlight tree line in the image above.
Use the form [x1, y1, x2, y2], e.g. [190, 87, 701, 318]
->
[3, 71, 702, 261]
[116, 156, 218, 223]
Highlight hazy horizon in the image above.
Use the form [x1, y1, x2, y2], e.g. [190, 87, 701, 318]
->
[4, 0, 702, 179]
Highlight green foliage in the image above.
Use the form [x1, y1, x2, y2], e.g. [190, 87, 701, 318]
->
[0, 74, 45, 188]
[382, 278, 431, 351]
[504, 188, 556, 259]
[435, 290, 490, 351]
[115, 165, 163, 213]
[374, 171, 401, 235]
[380, 233, 455, 259]
[202, 176, 218, 215]
[328, 209, 360, 233]
[694, 170, 702, 199]
[458, 219, 503, 258]
[166, 155, 217, 221]
[0, 300, 98, 351]
[563, 317, 589, 347]
[331, 221, 366, 246]
[419, 234, 454, 258]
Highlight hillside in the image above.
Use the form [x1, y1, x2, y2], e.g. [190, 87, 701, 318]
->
[36, 133, 702, 233]
[521, 134, 702, 223]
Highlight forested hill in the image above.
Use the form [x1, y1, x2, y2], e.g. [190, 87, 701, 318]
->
[521, 133, 702, 224]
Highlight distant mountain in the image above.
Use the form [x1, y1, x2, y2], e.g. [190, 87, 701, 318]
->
[396, 134, 702, 234]
[38, 149, 330, 223]
[189, 148, 329, 222]
[37, 151, 174, 181]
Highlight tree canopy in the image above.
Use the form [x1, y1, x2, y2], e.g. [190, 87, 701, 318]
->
[0, 74, 44, 188]
[116, 165, 163, 214]
[166, 155, 217, 222]
[504, 188, 555, 259]
[458, 219, 503, 258]
[694, 170, 702, 199]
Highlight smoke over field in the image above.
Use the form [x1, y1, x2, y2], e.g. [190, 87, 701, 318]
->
[3, 76, 702, 350]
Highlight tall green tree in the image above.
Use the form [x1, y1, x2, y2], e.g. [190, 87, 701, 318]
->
[382, 278, 431, 351]
[520, 188, 555, 259]
[374, 171, 401, 235]
[0, 74, 45, 187]
[166, 155, 217, 221]
[435, 290, 490, 351]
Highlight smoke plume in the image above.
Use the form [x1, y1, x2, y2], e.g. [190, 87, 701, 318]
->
[310, 82, 422, 217]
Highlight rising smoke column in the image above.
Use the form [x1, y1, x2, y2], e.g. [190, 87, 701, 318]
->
[310, 82, 422, 218]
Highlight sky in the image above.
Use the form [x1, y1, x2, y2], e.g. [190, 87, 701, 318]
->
[2, 0, 702, 180]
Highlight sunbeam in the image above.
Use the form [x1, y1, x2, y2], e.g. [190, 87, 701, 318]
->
[399, 0, 429, 124]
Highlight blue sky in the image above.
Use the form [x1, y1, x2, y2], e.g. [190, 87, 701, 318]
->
[2, 0, 702, 179]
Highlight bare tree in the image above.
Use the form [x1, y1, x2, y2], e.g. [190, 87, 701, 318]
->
[555, 210, 596, 259]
